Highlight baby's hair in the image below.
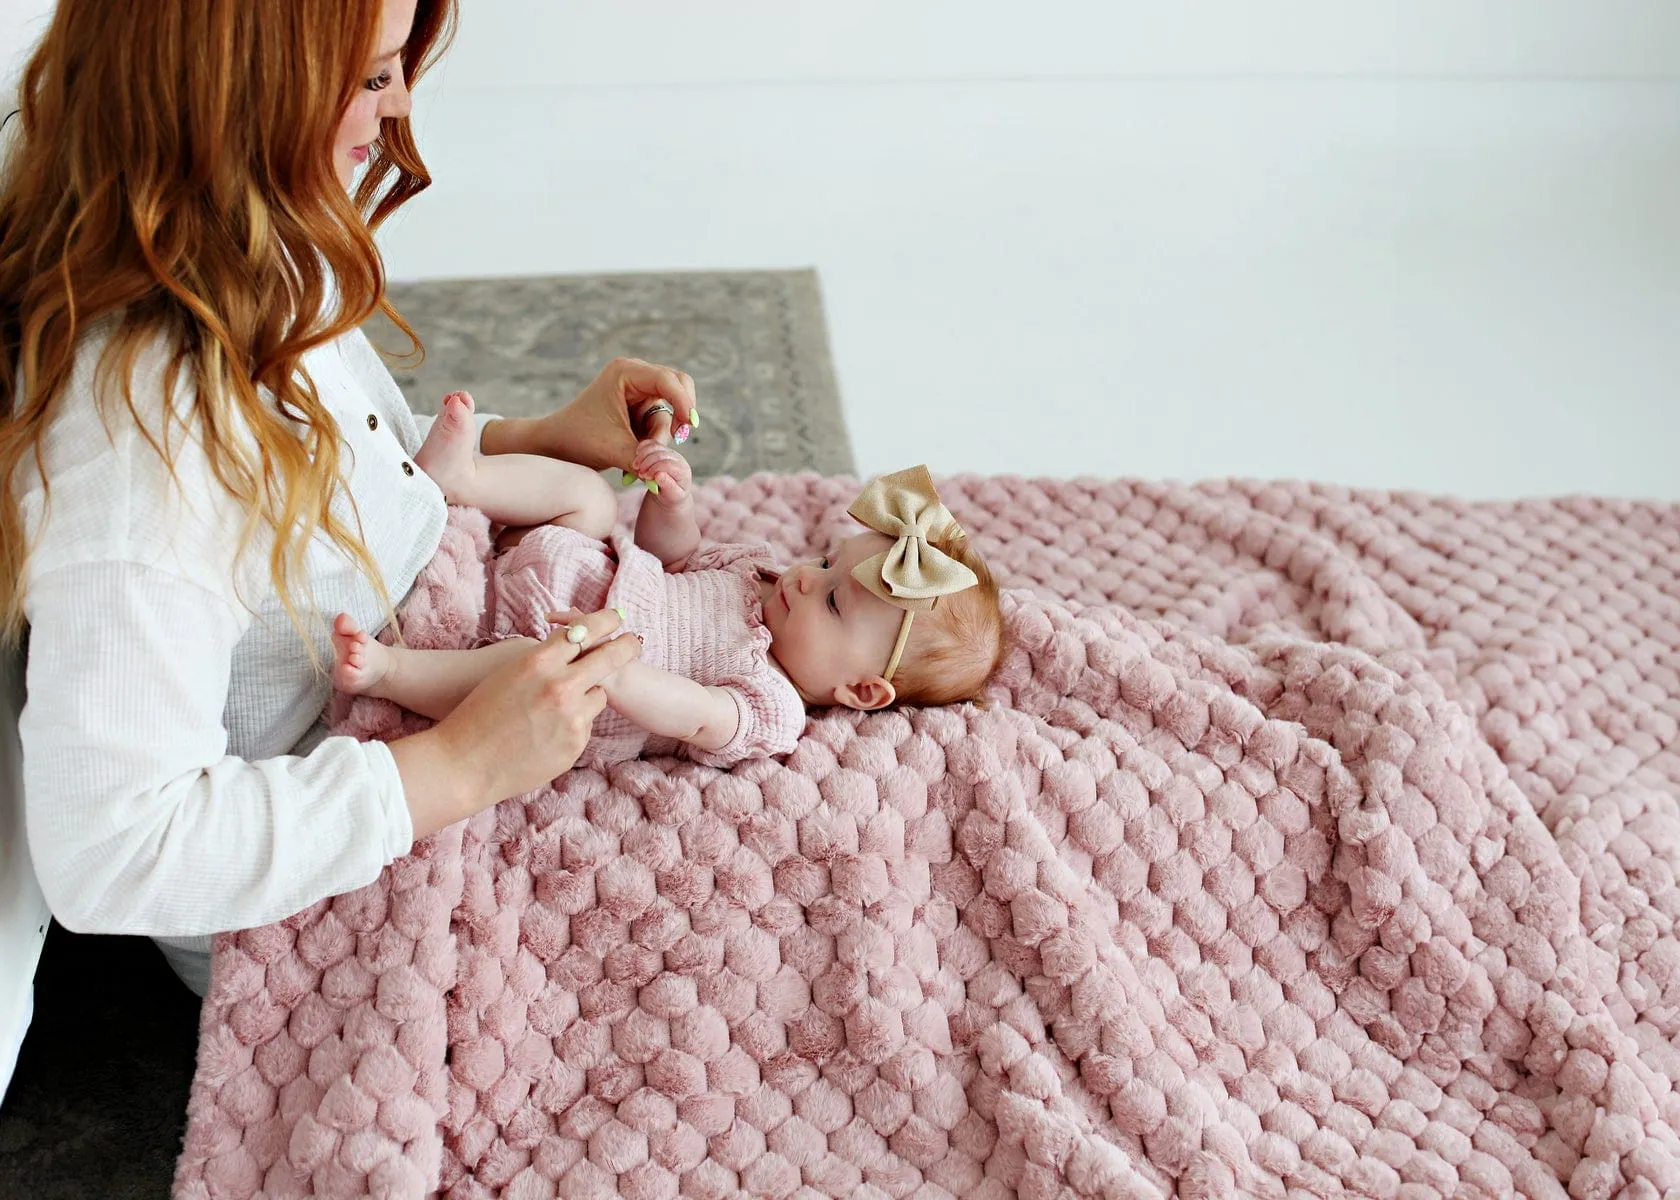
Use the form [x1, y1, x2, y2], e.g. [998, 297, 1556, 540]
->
[890, 529, 1008, 706]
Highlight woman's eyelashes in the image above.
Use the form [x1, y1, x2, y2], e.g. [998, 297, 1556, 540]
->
[365, 69, 394, 92]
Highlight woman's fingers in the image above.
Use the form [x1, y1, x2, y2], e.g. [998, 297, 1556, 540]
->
[637, 399, 677, 445]
[541, 606, 622, 653]
[550, 357, 698, 471]
[621, 361, 696, 445]
[567, 631, 643, 690]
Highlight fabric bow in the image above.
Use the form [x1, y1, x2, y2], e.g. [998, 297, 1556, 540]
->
[848, 465, 979, 680]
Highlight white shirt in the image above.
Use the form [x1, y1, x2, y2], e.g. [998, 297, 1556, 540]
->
[17, 320, 492, 943]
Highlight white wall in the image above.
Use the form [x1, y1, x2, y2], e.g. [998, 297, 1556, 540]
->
[4, 1, 1675, 497]
[376, 2, 1680, 500]
[0, 0, 47, 91]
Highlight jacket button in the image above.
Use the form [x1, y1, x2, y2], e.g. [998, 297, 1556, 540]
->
[367, 413, 379, 431]
[401, 461, 414, 477]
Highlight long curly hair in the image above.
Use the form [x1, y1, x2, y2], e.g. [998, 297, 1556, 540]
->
[0, 0, 457, 649]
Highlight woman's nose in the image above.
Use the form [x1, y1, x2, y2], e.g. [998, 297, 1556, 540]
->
[382, 74, 414, 121]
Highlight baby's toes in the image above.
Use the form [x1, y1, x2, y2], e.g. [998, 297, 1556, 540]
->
[331, 657, 360, 691]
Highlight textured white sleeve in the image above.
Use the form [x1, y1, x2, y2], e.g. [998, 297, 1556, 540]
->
[20, 560, 415, 937]
[336, 326, 498, 454]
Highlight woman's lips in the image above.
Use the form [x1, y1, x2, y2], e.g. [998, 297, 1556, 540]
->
[349, 144, 371, 164]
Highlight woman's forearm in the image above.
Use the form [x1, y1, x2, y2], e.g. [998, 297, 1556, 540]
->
[390, 727, 482, 840]
[478, 414, 552, 458]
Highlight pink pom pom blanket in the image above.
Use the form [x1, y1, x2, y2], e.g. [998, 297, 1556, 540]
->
[173, 474, 1680, 1199]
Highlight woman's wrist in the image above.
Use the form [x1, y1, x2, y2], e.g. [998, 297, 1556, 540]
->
[478, 414, 549, 458]
[390, 725, 485, 840]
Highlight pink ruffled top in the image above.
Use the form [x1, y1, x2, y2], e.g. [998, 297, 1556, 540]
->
[487, 526, 807, 769]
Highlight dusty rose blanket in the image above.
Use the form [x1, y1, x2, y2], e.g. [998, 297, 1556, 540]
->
[173, 475, 1680, 1200]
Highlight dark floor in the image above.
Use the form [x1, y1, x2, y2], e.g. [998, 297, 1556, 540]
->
[0, 924, 201, 1200]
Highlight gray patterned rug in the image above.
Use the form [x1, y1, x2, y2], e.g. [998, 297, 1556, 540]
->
[0, 269, 851, 1200]
[367, 268, 854, 479]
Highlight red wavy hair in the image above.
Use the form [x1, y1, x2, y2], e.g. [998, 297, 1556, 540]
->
[0, 0, 457, 647]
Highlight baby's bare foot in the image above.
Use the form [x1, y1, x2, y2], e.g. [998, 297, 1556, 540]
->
[331, 612, 393, 695]
[414, 391, 479, 501]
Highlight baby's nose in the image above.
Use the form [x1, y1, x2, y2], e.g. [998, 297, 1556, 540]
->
[797, 568, 814, 594]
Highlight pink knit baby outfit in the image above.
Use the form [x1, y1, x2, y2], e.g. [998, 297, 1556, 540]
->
[486, 525, 806, 769]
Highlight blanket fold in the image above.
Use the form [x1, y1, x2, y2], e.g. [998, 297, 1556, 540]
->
[175, 476, 1680, 1200]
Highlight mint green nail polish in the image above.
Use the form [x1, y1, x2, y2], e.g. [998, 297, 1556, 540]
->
[688, 408, 700, 429]
[645, 480, 660, 495]
[614, 605, 627, 621]
[621, 470, 636, 487]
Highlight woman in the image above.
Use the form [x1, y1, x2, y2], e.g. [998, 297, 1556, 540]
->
[0, 0, 692, 995]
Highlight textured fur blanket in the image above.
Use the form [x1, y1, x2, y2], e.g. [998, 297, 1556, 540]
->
[174, 475, 1680, 1200]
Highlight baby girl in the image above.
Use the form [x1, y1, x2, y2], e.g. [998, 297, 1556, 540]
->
[332, 392, 1006, 769]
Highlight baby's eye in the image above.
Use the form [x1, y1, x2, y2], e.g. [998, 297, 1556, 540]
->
[820, 557, 831, 569]
[827, 590, 839, 615]
[365, 69, 394, 92]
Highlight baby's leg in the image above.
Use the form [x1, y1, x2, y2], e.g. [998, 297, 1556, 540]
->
[415, 391, 617, 536]
[332, 613, 537, 722]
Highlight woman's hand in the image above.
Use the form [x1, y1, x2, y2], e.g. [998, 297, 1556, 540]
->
[392, 608, 641, 838]
[478, 357, 700, 473]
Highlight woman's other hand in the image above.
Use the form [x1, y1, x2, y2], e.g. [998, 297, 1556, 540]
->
[392, 607, 642, 838]
[479, 357, 699, 473]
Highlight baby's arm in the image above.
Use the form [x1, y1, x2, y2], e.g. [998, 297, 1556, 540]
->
[630, 442, 701, 569]
[602, 659, 739, 752]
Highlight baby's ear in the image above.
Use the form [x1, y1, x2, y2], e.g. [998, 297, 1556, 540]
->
[834, 675, 896, 712]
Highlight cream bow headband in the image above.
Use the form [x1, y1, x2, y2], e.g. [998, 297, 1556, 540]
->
[848, 465, 980, 681]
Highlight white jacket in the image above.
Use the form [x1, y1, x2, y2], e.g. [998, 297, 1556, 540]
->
[17, 321, 490, 943]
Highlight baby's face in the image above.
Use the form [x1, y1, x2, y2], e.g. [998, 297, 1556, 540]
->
[763, 532, 905, 710]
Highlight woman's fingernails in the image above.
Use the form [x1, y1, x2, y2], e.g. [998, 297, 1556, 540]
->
[644, 479, 660, 495]
[614, 605, 628, 621]
[688, 408, 700, 429]
[674, 424, 692, 445]
[621, 470, 637, 487]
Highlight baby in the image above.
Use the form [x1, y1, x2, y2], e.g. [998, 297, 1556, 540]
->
[333, 391, 1006, 769]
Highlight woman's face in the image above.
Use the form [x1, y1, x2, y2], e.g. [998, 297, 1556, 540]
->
[332, 0, 419, 188]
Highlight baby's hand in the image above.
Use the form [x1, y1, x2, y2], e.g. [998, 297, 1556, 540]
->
[632, 441, 692, 506]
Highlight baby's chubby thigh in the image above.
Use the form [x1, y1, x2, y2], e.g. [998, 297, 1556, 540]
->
[493, 460, 618, 550]
[547, 460, 618, 541]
